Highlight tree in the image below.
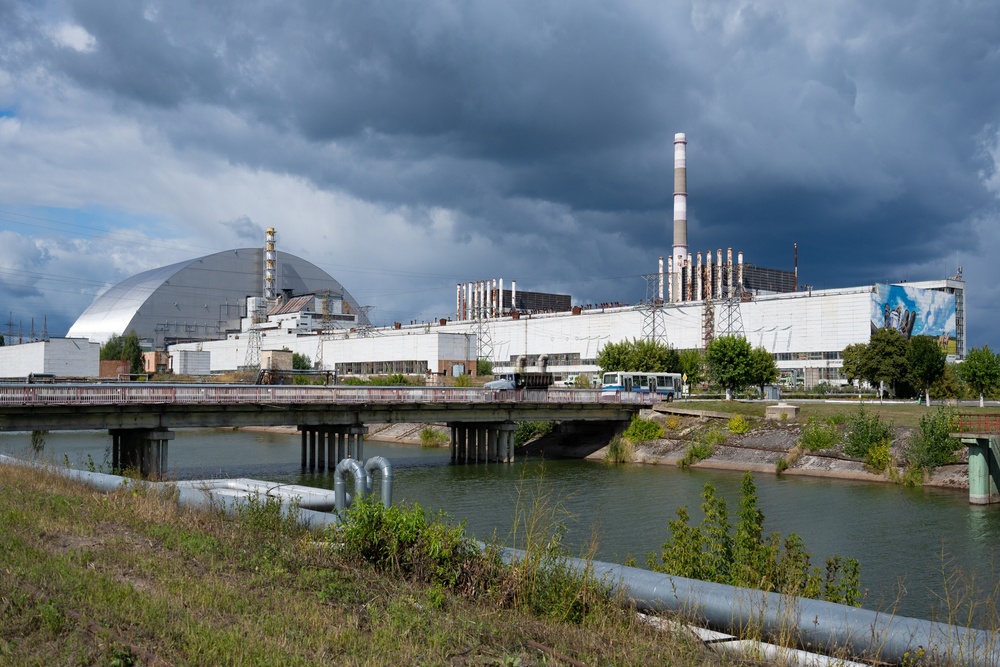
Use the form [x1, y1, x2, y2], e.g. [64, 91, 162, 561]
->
[292, 352, 312, 370]
[679, 348, 705, 387]
[100, 333, 124, 361]
[121, 331, 144, 376]
[102, 332, 144, 375]
[957, 346, 1000, 408]
[865, 328, 910, 398]
[748, 347, 778, 397]
[907, 336, 946, 406]
[705, 335, 754, 400]
[477, 358, 493, 376]
[596, 338, 681, 373]
[0, 333, 4, 346]
[841, 343, 868, 388]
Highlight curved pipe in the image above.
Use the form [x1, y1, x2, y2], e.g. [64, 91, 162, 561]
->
[334, 458, 366, 512]
[499, 548, 1000, 667]
[364, 456, 393, 507]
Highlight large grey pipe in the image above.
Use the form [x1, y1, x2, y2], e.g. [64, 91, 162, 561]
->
[364, 456, 393, 507]
[500, 548, 999, 667]
[334, 458, 367, 511]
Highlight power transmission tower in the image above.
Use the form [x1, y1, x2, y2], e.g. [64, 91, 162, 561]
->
[355, 306, 378, 337]
[315, 291, 336, 369]
[475, 308, 495, 364]
[240, 300, 265, 371]
[639, 272, 668, 345]
[702, 301, 715, 348]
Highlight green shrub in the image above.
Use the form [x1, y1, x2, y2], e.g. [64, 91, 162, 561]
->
[906, 407, 961, 470]
[648, 473, 861, 605]
[514, 421, 553, 447]
[825, 412, 848, 426]
[864, 440, 892, 473]
[334, 497, 489, 591]
[623, 416, 665, 442]
[419, 427, 449, 448]
[800, 418, 840, 451]
[844, 405, 893, 459]
[604, 434, 635, 463]
[453, 374, 473, 387]
[775, 456, 789, 474]
[702, 425, 728, 447]
[476, 358, 493, 376]
[727, 414, 751, 434]
[664, 415, 682, 430]
[677, 441, 714, 467]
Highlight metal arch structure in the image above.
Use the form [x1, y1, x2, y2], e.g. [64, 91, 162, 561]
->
[68, 249, 370, 347]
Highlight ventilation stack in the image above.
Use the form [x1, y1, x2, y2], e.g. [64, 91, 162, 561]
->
[264, 227, 277, 301]
[672, 133, 688, 281]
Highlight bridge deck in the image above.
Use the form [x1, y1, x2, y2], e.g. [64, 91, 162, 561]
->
[0, 384, 651, 431]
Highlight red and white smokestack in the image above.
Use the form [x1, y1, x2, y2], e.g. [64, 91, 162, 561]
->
[264, 227, 277, 300]
[511, 280, 517, 313]
[672, 133, 688, 269]
[456, 284, 461, 320]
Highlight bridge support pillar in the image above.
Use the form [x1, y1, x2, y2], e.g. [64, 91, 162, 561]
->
[110, 429, 174, 479]
[298, 424, 368, 472]
[961, 436, 1000, 504]
[448, 422, 517, 464]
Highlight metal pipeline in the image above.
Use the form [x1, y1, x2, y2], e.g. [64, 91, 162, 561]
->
[498, 548, 1000, 667]
[6, 453, 996, 665]
[334, 458, 367, 511]
[364, 456, 393, 507]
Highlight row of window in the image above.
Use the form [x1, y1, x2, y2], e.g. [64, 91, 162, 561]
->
[772, 351, 842, 361]
[335, 360, 430, 375]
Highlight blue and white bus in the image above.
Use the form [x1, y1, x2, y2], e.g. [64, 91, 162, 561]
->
[601, 371, 683, 401]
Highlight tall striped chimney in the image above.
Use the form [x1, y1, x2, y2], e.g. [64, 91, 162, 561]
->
[672, 133, 688, 269]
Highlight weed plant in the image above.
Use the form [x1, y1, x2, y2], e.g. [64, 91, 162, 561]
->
[906, 407, 961, 471]
[648, 473, 862, 605]
[664, 414, 682, 430]
[623, 415, 665, 442]
[678, 441, 714, 467]
[514, 420, 553, 446]
[727, 414, 751, 434]
[419, 426, 449, 448]
[604, 434, 635, 463]
[844, 404, 893, 459]
[799, 418, 841, 451]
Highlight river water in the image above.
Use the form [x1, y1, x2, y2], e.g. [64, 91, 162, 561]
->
[4, 427, 999, 624]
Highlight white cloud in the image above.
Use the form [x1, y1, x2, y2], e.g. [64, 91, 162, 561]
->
[49, 23, 96, 53]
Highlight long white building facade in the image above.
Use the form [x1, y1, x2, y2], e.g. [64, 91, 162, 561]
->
[166, 275, 964, 389]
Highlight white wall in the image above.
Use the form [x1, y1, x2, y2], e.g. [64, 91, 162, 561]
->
[0, 338, 100, 377]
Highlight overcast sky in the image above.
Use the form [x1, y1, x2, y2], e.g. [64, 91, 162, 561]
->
[1, 0, 998, 349]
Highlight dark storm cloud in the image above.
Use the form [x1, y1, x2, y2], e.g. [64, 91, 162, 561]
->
[4, 1, 1000, 342]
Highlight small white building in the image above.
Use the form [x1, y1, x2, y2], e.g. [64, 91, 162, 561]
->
[0, 338, 101, 379]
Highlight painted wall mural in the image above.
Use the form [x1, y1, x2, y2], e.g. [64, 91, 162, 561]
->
[870, 284, 957, 353]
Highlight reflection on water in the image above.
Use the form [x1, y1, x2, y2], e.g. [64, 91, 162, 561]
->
[3, 427, 999, 622]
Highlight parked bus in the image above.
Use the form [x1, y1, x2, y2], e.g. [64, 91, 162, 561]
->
[601, 371, 683, 401]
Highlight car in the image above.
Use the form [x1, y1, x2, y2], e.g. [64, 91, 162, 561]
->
[560, 374, 579, 388]
[483, 378, 515, 390]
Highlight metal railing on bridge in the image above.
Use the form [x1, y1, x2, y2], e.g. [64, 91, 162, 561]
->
[954, 413, 1000, 434]
[0, 384, 656, 407]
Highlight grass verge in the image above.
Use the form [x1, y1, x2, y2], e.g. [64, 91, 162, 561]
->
[0, 463, 718, 666]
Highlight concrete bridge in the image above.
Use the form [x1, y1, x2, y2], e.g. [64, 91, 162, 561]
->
[0, 384, 649, 477]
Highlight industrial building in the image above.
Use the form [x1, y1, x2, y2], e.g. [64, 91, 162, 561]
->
[67, 228, 369, 347]
[58, 134, 968, 387]
[0, 338, 100, 379]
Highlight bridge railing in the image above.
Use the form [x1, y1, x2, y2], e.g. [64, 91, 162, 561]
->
[954, 413, 1000, 434]
[0, 384, 656, 407]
